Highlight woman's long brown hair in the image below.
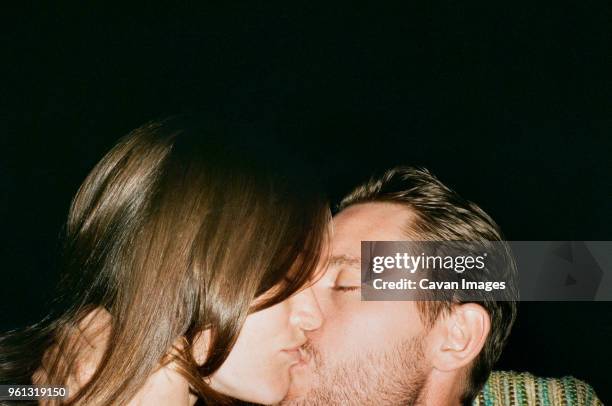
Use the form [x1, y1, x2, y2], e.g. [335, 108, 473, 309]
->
[0, 116, 330, 405]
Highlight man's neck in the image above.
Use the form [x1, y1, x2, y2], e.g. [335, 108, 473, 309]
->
[417, 369, 463, 406]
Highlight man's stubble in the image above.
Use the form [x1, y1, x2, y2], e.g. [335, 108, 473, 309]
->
[281, 335, 429, 406]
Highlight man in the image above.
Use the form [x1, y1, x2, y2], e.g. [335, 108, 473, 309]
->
[283, 167, 518, 405]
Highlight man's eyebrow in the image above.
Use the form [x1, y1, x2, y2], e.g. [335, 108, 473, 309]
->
[329, 255, 360, 268]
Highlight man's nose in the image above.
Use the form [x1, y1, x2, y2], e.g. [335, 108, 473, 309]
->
[289, 287, 324, 331]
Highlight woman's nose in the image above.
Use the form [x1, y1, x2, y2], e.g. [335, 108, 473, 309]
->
[289, 287, 324, 331]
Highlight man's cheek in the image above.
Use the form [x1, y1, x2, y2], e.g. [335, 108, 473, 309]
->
[320, 307, 391, 353]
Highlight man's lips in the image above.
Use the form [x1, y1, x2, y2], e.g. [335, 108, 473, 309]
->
[282, 345, 311, 366]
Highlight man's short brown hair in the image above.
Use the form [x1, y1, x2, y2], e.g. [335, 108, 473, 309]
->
[339, 166, 518, 404]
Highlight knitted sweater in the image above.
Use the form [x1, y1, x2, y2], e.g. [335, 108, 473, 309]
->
[474, 371, 602, 405]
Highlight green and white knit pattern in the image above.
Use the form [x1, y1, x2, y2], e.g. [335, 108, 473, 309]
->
[474, 371, 602, 405]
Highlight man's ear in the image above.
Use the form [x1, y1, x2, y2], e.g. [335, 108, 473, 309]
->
[427, 303, 490, 372]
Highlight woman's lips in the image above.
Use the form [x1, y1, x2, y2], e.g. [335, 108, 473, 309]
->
[283, 348, 302, 364]
[283, 346, 310, 367]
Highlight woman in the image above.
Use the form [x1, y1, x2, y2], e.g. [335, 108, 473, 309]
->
[0, 116, 330, 405]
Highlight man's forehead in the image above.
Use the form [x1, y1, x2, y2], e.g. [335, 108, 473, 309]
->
[332, 202, 415, 240]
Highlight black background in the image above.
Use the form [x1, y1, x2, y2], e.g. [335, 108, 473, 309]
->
[2, 3, 611, 402]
